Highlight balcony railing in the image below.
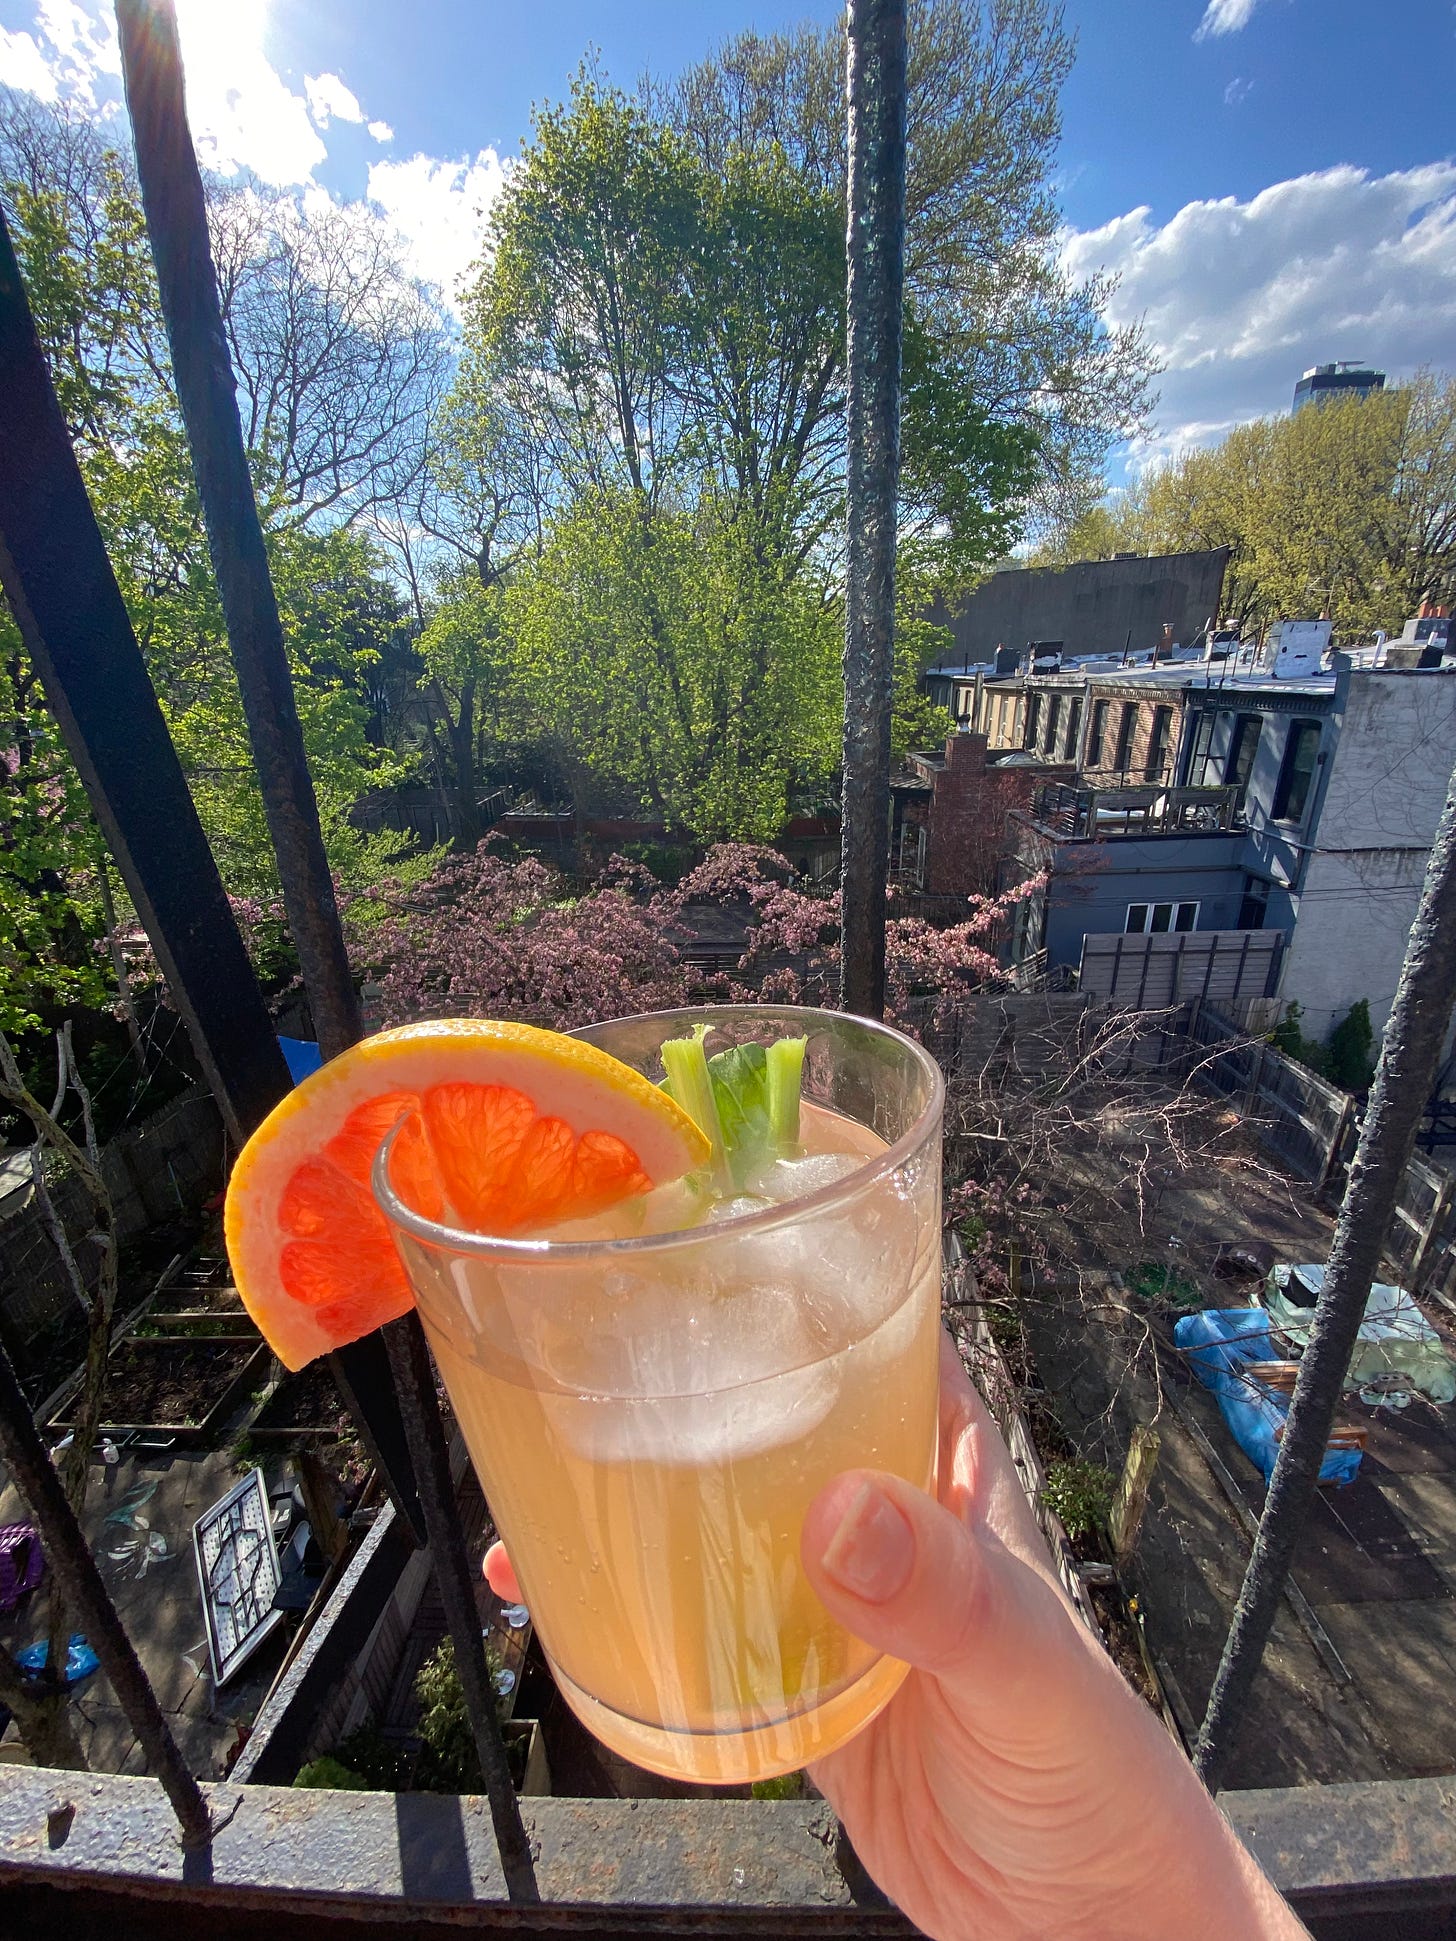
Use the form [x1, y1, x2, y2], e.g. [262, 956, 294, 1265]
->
[1031, 782, 1244, 839]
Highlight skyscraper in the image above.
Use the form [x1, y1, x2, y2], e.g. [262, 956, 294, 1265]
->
[1293, 363, 1386, 412]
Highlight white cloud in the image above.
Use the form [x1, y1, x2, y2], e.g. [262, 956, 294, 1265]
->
[1223, 75, 1253, 106]
[1194, 0, 1264, 40]
[368, 119, 394, 144]
[367, 148, 511, 310]
[170, 0, 325, 185]
[1061, 163, 1456, 467]
[304, 70, 363, 129]
[2, 0, 118, 106]
[0, 26, 59, 99]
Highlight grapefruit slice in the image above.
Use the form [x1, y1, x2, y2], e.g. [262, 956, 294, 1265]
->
[224, 1019, 710, 1371]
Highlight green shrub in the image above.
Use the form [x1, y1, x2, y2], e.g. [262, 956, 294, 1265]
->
[335, 1722, 412, 1792]
[751, 1771, 805, 1800]
[1268, 999, 1330, 1078]
[1325, 999, 1374, 1091]
[1040, 1459, 1115, 1541]
[413, 1637, 506, 1794]
[1268, 998, 1305, 1058]
[292, 1755, 370, 1791]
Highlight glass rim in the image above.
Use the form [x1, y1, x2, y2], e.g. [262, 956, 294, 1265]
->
[370, 1003, 945, 1260]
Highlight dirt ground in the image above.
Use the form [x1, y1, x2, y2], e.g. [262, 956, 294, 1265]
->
[1006, 1111, 1456, 1792]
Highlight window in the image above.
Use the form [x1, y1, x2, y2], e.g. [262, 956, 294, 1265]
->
[1086, 698, 1109, 768]
[1223, 713, 1261, 799]
[1113, 702, 1138, 773]
[1144, 705, 1173, 779]
[1063, 696, 1082, 761]
[1187, 711, 1217, 787]
[1044, 694, 1062, 755]
[1025, 693, 1041, 749]
[1238, 876, 1270, 931]
[1273, 719, 1321, 822]
[1125, 901, 1199, 935]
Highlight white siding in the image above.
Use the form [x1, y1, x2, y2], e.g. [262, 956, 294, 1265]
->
[1280, 670, 1456, 1042]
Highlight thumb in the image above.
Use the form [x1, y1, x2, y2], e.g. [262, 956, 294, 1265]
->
[801, 1469, 1089, 1705]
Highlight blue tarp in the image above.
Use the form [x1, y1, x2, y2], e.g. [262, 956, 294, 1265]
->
[279, 1036, 323, 1085]
[1173, 1308, 1362, 1488]
[15, 1633, 99, 1685]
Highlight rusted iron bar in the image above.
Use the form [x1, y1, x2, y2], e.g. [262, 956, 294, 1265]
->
[840, 0, 907, 1021]
[0, 205, 288, 1148]
[385, 1315, 538, 1901]
[115, 0, 515, 1821]
[0, 191, 424, 1544]
[114, 0, 360, 1061]
[1196, 750, 1456, 1789]
[0, 1343, 212, 1848]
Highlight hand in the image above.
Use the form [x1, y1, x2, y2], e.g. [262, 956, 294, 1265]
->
[798, 1334, 1307, 1941]
[485, 1333, 1307, 1941]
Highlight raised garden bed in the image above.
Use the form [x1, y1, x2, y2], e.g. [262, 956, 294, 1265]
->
[50, 1334, 270, 1447]
[247, 1362, 351, 1443]
[131, 1305, 259, 1340]
[945, 1274, 1182, 1742]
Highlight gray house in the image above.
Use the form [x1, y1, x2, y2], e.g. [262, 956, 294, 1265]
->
[992, 662, 1456, 1039]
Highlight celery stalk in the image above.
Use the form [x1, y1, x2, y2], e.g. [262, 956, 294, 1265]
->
[766, 1036, 806, 1152]
[661, 1027, 732, 1193]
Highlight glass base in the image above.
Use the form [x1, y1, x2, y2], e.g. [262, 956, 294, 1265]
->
[548, 1650, 910, 1785]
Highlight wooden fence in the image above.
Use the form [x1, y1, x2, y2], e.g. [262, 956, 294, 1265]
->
[1078, 928, 1285, 1011]
[1172, 1004, 1456, 1302]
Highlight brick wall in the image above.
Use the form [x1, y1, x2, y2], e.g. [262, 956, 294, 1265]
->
[1086, 690, 1187, 783]
[923, 734, 1073, 896]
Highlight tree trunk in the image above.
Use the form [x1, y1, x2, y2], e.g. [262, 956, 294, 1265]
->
[1194, 751, 1456, 1790]
[840, 0, 907, 1020]
[447, 680, 479, 852]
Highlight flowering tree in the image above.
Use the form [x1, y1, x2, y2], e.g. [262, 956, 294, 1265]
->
[346, 847, 693, 1030]
[346, 838, 1036, 1039]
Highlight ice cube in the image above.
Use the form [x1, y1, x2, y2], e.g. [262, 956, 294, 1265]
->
[706, 1195, 772, 1224]
[748, 1153, 863, 1205]
[548, 1347, 840, 1464]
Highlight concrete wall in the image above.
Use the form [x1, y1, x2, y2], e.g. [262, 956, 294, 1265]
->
[927, 548, 1230, 666]
[1280, 670, 1456, 1040]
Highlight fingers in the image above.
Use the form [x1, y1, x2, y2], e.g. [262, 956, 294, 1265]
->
[483, 1539, 523, 1603]
[801, 1464, 1096, 1718]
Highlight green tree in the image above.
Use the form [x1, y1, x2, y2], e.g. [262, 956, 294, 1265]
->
[459, 73, 1042, 584]
[1, 95, 418, 970]
[1054, 377, 1456, 637]
[504, 491, 840, 841]
[659, 0, 1155, 542]
[415, 575, 524, 848]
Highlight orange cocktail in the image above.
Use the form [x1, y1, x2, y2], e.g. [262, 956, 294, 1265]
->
[375, 1007, 943, 1783]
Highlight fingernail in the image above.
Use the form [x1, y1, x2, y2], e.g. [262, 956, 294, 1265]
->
[820, 1481, 915, 1603]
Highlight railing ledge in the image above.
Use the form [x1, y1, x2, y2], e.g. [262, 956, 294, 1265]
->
[3, 1766, 1455, 1935]
[0, 1769, 907, 1931]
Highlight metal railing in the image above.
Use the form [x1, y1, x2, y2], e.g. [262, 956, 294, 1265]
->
[1031, 781, 1244, 839]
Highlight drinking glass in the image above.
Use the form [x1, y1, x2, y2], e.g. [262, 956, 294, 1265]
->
[373, 1005, 944, 1783]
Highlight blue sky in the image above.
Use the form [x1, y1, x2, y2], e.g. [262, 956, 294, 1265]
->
[2, 0, 1454, 474]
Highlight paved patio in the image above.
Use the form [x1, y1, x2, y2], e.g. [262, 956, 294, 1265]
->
[0, 1444, 292, 1778]
[1024, 1161, 1456, 1789]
